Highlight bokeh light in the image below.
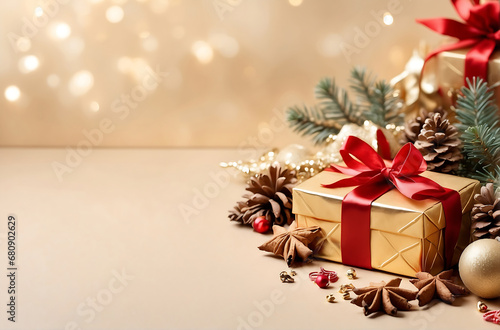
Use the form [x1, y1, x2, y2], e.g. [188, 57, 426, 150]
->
[5, 86, 21, 102]
[89, 101, 100, 112]
[34, 7, 44, 17]
[18, 55, 40, 73]
[106, 6, 124, 23]
[288, 0, 303, 6]
[68, 70, 94, 96]
[383, 12, 394, 25]
[191, 41, 214, 64]
[52, 22, 71, 39]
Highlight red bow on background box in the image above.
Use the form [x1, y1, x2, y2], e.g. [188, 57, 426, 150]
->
[323, 136, 462, 270]
[417, 0, 500, 84]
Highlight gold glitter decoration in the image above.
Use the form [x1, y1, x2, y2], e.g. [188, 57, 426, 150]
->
[339, 283, 355, 293]
[220, 122, 402, 182]
[220, 149, 278, 178]
[220, 145, 331, 183]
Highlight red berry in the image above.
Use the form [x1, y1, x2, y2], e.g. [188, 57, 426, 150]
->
[315, 274, 330, 288]
[253, 216, 270, 233]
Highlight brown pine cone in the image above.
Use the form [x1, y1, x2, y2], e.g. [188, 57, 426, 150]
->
[228, 164, 297, 227]
[403, 107, 447, 144]
[414, 113, 463, 173]
[228, 201, 247, 224]
[471, 183, 500, 239]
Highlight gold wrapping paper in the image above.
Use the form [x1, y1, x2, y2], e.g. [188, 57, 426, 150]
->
[292, 170, 480, 277]
[423, 49, 500, 114]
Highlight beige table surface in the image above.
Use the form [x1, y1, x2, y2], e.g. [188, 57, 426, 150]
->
[0, 147, 499, 330]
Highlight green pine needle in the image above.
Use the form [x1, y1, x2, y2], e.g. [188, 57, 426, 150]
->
[286, 66, 404, 145]
[286, 105, 339, 145]
[455, 78, 500, 186]
[349, 67, 403, 127]
[462, 125, 500, 167]
[314, 78, 362, 125]
[470, 166, 500, 186]
[456, 77, 499, 134]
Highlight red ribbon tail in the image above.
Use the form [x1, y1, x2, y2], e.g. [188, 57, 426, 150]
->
[376, 129, 392, 160]
[341, 179, 392, 270]
[439, 189, 463, 268]
[464, 39, 496, 83]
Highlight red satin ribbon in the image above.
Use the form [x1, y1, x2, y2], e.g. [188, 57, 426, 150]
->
[376, 129, 392, 160]
[323, 136, 462, 270]
[417, 0, 500, 83]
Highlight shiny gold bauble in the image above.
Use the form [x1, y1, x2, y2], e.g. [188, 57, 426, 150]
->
[346, 268, 356, 280]
[459, 239, 500, 299]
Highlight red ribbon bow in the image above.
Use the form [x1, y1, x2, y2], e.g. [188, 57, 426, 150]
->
[323, 136, 462, 270]
[417, 0, 500, 84]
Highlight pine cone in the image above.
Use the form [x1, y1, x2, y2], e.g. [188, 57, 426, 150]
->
[414, 113, 463, 173]
[471, 183, 500, 239]
[228, 164, 297, 227]
[228, 201, 247, 224]
[404, 107, 447, 144]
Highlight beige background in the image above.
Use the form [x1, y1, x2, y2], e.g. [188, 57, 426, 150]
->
[1, 147, 498, 329]
[0, 0, 455, 148]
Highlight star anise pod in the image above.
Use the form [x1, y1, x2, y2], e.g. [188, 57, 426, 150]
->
[258, 221, 321, 266]
[409, 270, 468, 306]
[351, 278, 418, 316]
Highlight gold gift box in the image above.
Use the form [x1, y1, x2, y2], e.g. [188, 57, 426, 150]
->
[293, 170, 480, 277]
[424, 49, 500, 114]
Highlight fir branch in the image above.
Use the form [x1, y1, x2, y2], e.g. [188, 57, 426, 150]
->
[471, 166, 500, 186]
[462, 125, 500, 167]
[460, 125, 500, 185]
[287, 105, 339, 145]
[314, 78, 363, 126]
[286, 66, 404, 145]
[349, 67, 403, 127]
[456, 78, 500, 185]
[349, 66, 376, 109]
[456, 77, 500, 134]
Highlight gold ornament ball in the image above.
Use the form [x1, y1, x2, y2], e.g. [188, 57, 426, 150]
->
[346, 268, 356, 280]
[459, 239, 500, 299]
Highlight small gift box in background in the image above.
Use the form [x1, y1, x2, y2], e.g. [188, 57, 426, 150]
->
[423, 49, 500, 113]
[418, 0, 500, 113]
[292, 137, 480, 277]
